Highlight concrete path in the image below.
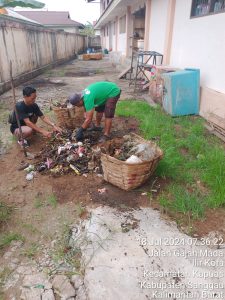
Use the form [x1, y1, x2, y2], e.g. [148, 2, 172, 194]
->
[77, 207, 225, 300]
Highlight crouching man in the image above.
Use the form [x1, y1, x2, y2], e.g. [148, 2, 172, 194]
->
[9, 86, 62, 146]
[68, 81, 121, 142]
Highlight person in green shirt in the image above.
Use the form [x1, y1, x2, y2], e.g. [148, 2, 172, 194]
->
[69, 81, 121, 142]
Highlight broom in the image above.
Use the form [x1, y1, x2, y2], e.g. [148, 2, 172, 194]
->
[9, 61, 27, 157]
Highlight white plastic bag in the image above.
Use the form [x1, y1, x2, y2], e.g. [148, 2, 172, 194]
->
[126, 155, 142, 164]
[129, 143, 157, 161]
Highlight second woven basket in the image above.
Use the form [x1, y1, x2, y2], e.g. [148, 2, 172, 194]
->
[53, 106, 84, 129]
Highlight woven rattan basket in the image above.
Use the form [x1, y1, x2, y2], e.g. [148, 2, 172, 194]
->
[53, 106, 84, 129]
[101, 133, 163, 190]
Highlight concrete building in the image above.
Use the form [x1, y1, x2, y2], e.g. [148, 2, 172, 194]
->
[16, 11, 84, 33]
[89, 0, 225, 120]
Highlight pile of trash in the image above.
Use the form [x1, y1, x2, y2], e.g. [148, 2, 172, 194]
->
[20, 133, 159, 180]
[30, 130, 102, 177]
[105, 135, 158, 164]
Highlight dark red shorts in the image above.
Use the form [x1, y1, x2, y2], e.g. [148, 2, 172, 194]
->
[95, 90, 121, 118]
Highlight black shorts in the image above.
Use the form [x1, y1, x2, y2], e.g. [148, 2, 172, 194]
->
[95, 90, 121, 118]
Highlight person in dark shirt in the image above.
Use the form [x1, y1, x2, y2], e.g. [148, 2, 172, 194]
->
[10, 86, 62, 145]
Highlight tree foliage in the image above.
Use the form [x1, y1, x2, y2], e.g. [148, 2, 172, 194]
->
[80, 21, 95, 37]
[0, 0, 45, 9]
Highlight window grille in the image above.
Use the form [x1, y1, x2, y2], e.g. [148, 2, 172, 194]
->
[191, 0, 225, 17]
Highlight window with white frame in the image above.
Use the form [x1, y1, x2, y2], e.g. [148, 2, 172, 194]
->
[191, 0, 225, 17]
[119, 15, 126, 34]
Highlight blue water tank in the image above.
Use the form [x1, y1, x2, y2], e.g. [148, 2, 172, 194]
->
[162, 68, 200, 116]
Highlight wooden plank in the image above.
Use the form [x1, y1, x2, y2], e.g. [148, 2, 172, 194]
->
[204, 123, 225, 142]
[208, 113, 225, 130]
[210, 123, 225, 137]
[204, 123, 214, 132]
[210, 130, 225, 142]
[118, 66, 131, 79]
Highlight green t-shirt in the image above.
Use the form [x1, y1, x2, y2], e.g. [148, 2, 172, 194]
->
[83, 82, 120, 111]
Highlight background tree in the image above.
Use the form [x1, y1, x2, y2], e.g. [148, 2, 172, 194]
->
[80, 21, 95, 37]
[0, 0, 44, 13]
[80, 21, 96, 49]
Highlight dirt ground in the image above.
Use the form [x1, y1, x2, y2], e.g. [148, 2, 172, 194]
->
[0, 57, 225, 299]
[0, 57, 153, 299]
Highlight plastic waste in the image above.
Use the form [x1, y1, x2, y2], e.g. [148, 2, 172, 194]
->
[126, 155, 142, 164]
[69, 164, 81, 175]
[66, 154, 76, 162]
[24, 164, 35, 173]
[45, 158, 53, 169]
[58, 146, 66, 155]
[65, 142, 72, 150]
[129, 143, 157, 161]
[26, 171, 36, 181]
[77, 146, 85, 156]
[37, 164, 46, 172]
[50, 165, 63, 174]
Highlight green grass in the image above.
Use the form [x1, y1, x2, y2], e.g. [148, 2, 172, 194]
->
[46, 194, 58, 208]
[75, 203, 86, 217]
[116, 101, 225, 217]
[159, 185, 205, 219]
[0, 233, 24, 250]
[44, 69, 66, 77]
[0, 202, 12, 224]
[34, 197, 45, 209]
[0, 267, 11, 298]
[34, 193, 58, 209]
[51, 223, 82, 272]
[9, 135, 17, 143]
[22, 243, 39, 258]
[22, 223, 39, 234]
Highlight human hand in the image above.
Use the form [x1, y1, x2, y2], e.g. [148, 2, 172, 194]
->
[42, 130, 52, 138]
[53, 125, 63, 134]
